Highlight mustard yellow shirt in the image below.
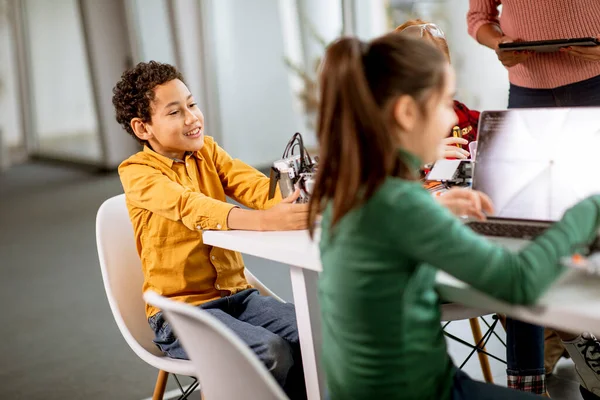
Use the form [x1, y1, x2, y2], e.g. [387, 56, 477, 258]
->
[119, 136, 281, 318]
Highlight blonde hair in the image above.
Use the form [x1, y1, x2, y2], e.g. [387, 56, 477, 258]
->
[395, 19, 451, 62]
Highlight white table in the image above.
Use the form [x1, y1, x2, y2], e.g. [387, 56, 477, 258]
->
[203, 230, 324, 400]
[437, 237, 600, 335]
[204, 230, 600, 400]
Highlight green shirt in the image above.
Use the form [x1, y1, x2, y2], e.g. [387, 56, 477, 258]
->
[318, 152, 600, 400]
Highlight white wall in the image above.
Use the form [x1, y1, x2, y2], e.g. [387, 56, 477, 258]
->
[313, 0, 510, 111]
[130, 0, 177, 65]
[207, 0, 305, 166]
[170, 0, 204, 109]
[353, 0, 388, 40]
[297, 0, 343, 64]
[293, 0, 343, 147]
[418, 0, 510, 110]
[24, 0, 98, 139]
[79, 0, 140, 167]
[0, 0, 22, 149]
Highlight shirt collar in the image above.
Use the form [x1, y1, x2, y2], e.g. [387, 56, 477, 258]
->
[142, 146, 200, 167]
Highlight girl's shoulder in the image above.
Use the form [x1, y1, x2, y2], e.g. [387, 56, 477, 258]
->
[369, 177, 432, 210]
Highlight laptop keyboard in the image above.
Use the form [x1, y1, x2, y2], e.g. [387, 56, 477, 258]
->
[467, 222, 548, 240]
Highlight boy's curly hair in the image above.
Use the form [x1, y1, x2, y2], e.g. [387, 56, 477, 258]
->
[112, 61, 184, 145]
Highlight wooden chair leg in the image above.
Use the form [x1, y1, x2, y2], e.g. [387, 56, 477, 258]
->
[152, 370, 169, 400]
[469, 318, 494, 383]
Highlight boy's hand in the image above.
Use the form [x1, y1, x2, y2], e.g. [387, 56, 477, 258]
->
[260, 189, 309, 230]
[436, 188, 494, 221]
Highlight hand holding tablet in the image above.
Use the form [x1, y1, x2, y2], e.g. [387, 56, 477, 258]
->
[494, 36, 534, 68]
[498, 37, 600, 53]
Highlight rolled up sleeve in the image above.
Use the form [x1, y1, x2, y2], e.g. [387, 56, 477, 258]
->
[467, 0, 501, 39]
[209, 138, 282, 210]
[119, 162, 236, 231]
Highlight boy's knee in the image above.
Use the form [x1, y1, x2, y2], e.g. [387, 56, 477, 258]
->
[259, 335, 295, 386]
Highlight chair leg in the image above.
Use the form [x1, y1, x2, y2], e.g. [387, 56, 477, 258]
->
[469, 318, 494, 383]
[152, 370, 169, 400]
[496, 313, 507, 331]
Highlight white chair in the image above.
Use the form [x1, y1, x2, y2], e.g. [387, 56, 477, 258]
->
[144, 291, 289, 400]
[96, 194, 280, 399]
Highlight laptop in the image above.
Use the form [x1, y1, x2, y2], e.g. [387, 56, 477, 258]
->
[466, 108, 600, 240]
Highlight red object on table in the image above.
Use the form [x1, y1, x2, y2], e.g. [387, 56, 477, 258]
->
[452, 100, 479, 151]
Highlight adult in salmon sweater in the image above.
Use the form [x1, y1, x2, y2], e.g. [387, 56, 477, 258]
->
[468, 0, 600, 107]
[468, 2, 600, 399]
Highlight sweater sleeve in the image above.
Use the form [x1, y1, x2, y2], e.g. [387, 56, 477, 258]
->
[386, 185, 600, 305]
[467, 0, 502, 39]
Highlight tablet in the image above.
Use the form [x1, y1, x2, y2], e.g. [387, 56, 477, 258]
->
[498, 37, 600, 53]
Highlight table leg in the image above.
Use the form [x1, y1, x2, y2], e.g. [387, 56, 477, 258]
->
[290, 266, 324, 400]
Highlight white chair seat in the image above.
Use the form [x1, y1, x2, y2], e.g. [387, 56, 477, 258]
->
[441, 303, 492, 322]
[144, 291, 289, 400]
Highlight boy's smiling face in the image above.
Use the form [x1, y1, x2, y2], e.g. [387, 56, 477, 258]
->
[131, 79, 204, 160]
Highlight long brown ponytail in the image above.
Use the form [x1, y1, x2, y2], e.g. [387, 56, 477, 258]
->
[308, 33, 447, 235]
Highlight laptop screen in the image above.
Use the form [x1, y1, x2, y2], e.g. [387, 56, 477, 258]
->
[472, 108, 600, 222]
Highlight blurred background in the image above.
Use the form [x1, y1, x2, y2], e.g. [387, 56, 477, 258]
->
[0, 0, 510, 173]
[0, 1, 523, 399]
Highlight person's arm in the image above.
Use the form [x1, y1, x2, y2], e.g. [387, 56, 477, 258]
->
[474, 22, 505, 50]
[227, 189, 307, 230]
[386, 185, 600, 305]
[208, 137, 282, 210]
[119, 162, 307, 231]
[119, 162, 236, 231]
[467, 0, 532, 68]
[467, 0, 502, 46]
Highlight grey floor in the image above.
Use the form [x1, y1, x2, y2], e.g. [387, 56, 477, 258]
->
[0, 162, 583, 399]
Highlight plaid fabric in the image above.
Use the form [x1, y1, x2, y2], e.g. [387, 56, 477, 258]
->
[507, 374, 546, 394]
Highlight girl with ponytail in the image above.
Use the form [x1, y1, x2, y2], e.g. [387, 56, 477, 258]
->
[309, 32, 600, 400]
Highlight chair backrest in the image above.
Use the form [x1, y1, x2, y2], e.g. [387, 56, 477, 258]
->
[96, 194, 163, 357]
[144, 291, 289, 400]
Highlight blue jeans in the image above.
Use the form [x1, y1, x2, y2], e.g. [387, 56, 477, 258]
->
[509, 73, 600, 108]
[149, 289, 306, 400]
[452, 369, 543, 399]
[506, 319, 545, 391]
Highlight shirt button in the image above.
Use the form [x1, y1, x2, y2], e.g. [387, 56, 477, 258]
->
[211, 255, 216, 260]
[216, 224, 222, 229]
[196, 225, 201, 230]
[216, 284, 220, 289]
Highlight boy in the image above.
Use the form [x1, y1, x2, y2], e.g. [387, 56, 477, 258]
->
[113, 61, 307, 399]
